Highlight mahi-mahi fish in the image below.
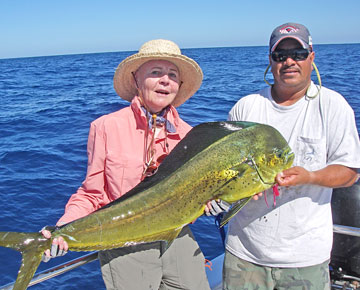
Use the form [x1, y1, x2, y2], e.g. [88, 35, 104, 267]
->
[0, 121, 294, 290]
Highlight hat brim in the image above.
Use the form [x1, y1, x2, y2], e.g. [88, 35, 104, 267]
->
[114, 53, 203, 107]
[271, 36, 310, 52]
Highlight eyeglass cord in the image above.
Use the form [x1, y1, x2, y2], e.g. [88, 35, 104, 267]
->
[141, 110, 170, 180]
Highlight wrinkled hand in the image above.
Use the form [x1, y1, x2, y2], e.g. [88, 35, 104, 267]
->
[41, 226, 68, 262]
[205, 199, 230, 217]
[276, 166, 312, 187]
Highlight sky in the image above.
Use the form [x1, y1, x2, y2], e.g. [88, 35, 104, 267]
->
[1, 0, 360, 59]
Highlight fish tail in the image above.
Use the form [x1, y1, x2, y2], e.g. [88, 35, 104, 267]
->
[0, 231, 51, 290]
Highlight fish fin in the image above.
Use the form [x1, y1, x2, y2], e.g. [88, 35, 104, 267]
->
[0, 231, 50, 290]
[230, 162, 250, 177]
[13, 249, 43, 290]
[219, 197, 252, 228]
[215, 162, 253, 202]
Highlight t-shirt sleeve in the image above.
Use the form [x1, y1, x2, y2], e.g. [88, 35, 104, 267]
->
[228, 98, 247, 121]
[326, 94, 360, 169]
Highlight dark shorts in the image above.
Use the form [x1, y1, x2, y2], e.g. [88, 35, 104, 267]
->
[223, 250, 330, 290]
[99, 225, 210, 290]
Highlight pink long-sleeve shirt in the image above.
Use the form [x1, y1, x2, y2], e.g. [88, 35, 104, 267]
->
[58, 96, 192, 224]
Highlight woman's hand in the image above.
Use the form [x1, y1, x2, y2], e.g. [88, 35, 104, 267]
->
[41, 227, 69, 262]
[204, 199, 230, 216]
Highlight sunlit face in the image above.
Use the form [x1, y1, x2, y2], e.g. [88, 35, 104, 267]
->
[135, 60, 181, 113]
[270, 38, 315, 91]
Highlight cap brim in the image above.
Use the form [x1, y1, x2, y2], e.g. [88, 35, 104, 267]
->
[271, 36, 309, 52]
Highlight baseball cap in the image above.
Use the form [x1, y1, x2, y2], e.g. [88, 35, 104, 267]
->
[269, 23, 313, 52]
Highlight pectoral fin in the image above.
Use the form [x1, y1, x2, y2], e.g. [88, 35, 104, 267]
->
[230, 161, 251, 177]
[215, 161, 255, 203]
[219, 197, 252, 227]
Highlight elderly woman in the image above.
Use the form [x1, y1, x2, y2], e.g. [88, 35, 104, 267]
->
[43, 39, 210, 289]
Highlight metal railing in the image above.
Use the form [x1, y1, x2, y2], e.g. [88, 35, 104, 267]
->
[333, 224, 360, 237]
[0, 252, 98, 290]
[1, 224, 360, 290]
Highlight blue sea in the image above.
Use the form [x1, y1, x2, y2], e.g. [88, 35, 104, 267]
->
[1, 44, 360, 289]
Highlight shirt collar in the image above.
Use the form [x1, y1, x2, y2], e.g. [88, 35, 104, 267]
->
[130, 96, 180, 134]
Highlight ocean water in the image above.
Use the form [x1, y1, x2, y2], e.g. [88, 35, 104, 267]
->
[0, 43, 360, 289]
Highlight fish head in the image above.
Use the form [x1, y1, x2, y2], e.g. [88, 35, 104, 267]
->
[252, 143, 294, 185]
[247, 124, 294, 186]
[217, 123, 294, 203]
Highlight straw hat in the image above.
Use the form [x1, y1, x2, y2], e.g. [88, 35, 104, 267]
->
[113, 39, 203, 107]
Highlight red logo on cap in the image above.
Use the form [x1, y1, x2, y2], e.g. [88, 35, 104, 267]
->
[279, 25, 299, 34]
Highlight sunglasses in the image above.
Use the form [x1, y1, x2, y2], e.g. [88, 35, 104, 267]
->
[142, 153, 168, 179]
[271, 48, 310, 62]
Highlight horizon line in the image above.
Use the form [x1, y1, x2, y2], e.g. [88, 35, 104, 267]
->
[1, 41, 359, 61]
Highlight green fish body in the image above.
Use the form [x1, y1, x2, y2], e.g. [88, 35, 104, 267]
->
[0, 121, 294, 290]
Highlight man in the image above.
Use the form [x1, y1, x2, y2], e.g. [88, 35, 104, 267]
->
[225, 23, 360, 289]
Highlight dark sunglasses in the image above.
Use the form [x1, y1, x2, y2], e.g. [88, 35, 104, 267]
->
[271, 48, 310, 62]
[142, 153, 168, 179]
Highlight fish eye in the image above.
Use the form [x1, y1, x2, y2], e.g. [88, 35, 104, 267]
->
[272, 149, 283, 158]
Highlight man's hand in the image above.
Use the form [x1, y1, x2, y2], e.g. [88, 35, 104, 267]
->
[276, 166, 312, 187]
[276, 165, 358, 188]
